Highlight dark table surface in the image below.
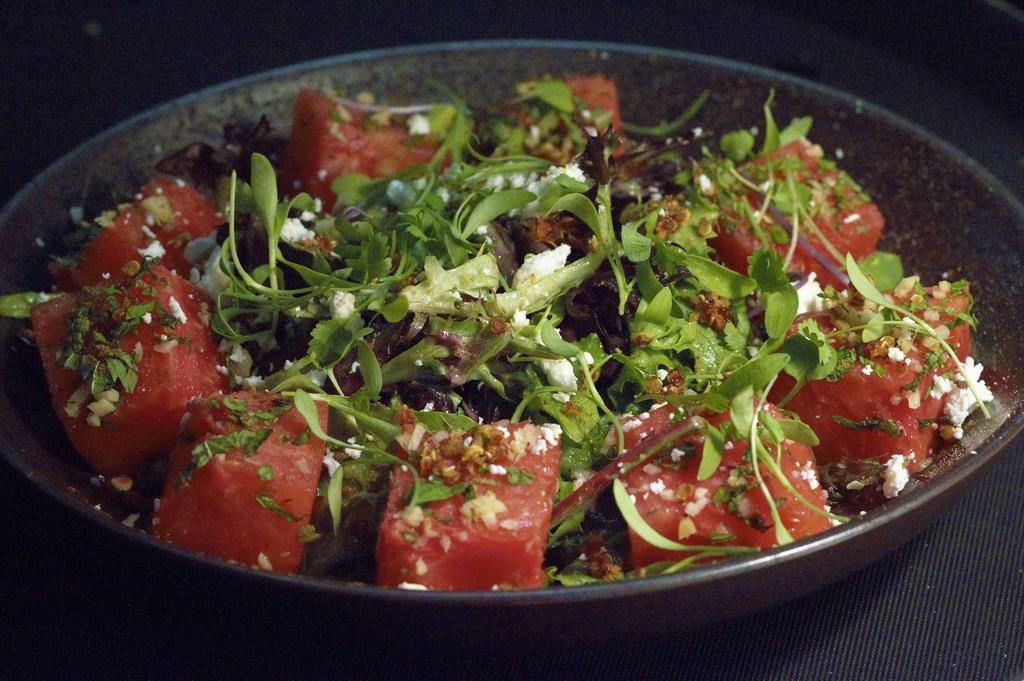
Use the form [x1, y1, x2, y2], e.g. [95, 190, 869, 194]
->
[2, 3, 1023, 679]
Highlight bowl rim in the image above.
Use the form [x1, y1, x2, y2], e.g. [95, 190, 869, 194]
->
[2, 38, 1023, 607]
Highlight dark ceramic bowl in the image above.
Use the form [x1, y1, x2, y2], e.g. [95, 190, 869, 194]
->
[1, 41, 1022, 646]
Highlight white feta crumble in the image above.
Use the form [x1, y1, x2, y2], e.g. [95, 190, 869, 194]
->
[669, 448, 686, 463]
[329, 290, 356, 321]
[137, 240, 166, 260]
[511, 309, 529, 327]
[512, 244, 571, 290]
[649, 479, 667, 495]
[886, 346, 907, 363]
[240, 375, 264, 388]
[322, 451, 340, 477]
[167, 296, 188, 325]
[280, 217, 316, 243]
[224, 342, 253, 377]
[538, 424, 561, 447]
[943, 357, 993, 426]
[656, 368, 669, 381]
[489, 464, 508, 476]
[621, 418, 642, 432]
[684, 487, 710, 517]
[539, 357, 577, 391]
[697, 173, 715, 196]
[407, 113, 431, 136]
[795, 272, 825, 315]
[195, 246, 230, 300]
[797, 461, 820, 490]
[929, 374, 954, 400]
[398, 582, 429, 591]
[861, 364, 874, 376]
[545, 162, 586, 184]
[882, 454, 909, 499]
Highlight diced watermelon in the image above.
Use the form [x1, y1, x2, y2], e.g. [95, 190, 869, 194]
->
[59, 179, 221, 290]
[770, 283, 973, 472]
[620, 403, 832, 569]
[30, 264, 226, 475]
[711, 140, 884, 288]
[154, 391, 328, 573]
[565, 75, 622, 133]
[375, 420, 561, 590]
[279, 89, 438, 207]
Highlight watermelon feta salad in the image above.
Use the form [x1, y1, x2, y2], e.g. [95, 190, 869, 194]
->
[0, 75, 995, 590]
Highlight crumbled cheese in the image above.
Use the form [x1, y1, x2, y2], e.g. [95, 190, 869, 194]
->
[489, 464, 508, 476]
[684, 487, 710, 516]
[407, 113, 431, 136]
[622, 418, 642, 433]
[930, 374, 954, 400]
[656, 368, 669, 381]
[697, 174, 715, 196]
[886, 346, 907, 363]
[194, 246, 230, 300]
[669, 448, 686, 463]
[795, 273, 825, 315]
[861, 364, 874, 376]
[323, 451, 340, 476]
[460, 492, 508, 529]
[546, 162, 586, 184]
[538, 424, 561, 448]
[240, 375, 264, 388]
[842, 213, 861, 224]
[167, 296, 188, 325]
[225, 343, 253, 377]
[649, 479, 667, 495]
[280, 217, 316, 243]
[943, 357, 994, 426]
[798, 461, 820, 490]
[137, 240, 166, 260]
[256, 553, 274, 571]
[882, 454, 909, 498]
[329, 290, 356, 321]
[539, 357, 577, 391]
[512, 243, 572, 290]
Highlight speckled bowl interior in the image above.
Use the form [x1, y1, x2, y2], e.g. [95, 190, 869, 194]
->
[1, 42, 1021, 644]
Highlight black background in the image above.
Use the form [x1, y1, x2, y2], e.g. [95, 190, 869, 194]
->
[2, 2, 1023, 679]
